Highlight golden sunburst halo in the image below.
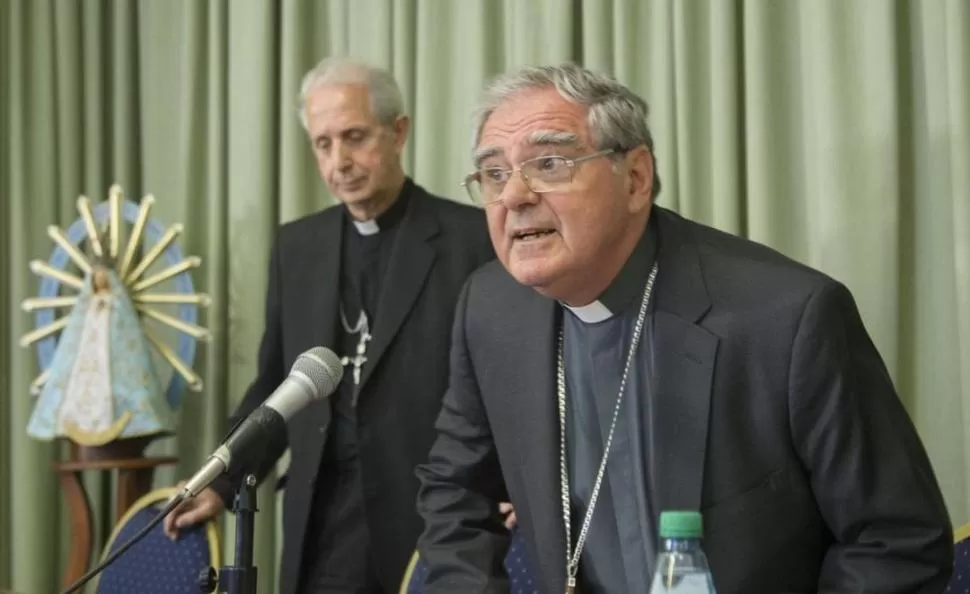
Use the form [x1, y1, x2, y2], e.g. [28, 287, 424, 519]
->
[20, 184, 210, 397]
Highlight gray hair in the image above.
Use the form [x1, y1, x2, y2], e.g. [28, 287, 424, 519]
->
[472, 63, 662, 199]
[297, 57, 404, 129]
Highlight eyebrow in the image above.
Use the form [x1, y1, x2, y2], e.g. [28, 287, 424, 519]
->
[473, 130, 582, 168]
[312, 123, 371, 142]
[473, 146, 501, 167]
[525, 130, 581, 148]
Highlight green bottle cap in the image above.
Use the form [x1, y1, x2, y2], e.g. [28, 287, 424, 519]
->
[658, 510, 703, 539]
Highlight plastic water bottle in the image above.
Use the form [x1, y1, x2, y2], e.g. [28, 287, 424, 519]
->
[648, 510, 717, 593]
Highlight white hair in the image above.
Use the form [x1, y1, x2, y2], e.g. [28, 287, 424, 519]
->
[297, 57, 404, 129]
[472, 63, 662, 199]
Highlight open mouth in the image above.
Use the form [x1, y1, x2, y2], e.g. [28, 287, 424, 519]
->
[512, 229, 556, 241]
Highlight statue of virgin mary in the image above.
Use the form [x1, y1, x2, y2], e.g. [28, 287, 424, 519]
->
[26, 262, 176, 446]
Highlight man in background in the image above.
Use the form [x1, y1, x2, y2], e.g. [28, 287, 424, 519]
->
[164, 57, 495, 594]
[415, 63, 953, 593]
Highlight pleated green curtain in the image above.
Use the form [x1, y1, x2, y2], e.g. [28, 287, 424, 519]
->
[2, 1, 967, 593]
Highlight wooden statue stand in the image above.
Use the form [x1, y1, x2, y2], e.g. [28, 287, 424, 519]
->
[52, 437, 177, 590]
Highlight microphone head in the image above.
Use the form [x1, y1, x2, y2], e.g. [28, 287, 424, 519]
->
[292, 347, 344, 399]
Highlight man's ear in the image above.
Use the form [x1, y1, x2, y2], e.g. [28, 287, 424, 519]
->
[392, 115, 410, 152]
[625, 146, 654, 214]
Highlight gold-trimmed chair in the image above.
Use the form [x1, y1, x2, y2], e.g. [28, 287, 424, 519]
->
[95, 487, 220, 594]
[950, 522, 970, 594]
[399, 527, 537, 594]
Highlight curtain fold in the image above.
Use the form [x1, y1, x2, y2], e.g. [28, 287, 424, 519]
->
[0, 0, 10, 585]
[2, 1, 968, 592]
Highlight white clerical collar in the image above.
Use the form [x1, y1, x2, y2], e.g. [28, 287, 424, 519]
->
[352, 219, 380, 236]
[562, 300, 615, 324]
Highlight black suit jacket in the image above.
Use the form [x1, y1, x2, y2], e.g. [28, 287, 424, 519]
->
[213, 180, 494, 594]
[415, 206, 953, 593]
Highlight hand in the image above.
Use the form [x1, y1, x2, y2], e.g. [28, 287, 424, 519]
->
[499, 501, 517, 530]
[162, 481, 225, 541]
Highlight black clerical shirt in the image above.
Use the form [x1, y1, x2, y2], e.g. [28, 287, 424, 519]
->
[299, 183, 412, 593]
[561, 217, 659, 593]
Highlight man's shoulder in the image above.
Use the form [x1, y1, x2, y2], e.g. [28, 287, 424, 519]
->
[413, 183, 487, 224]
[411, 183, 494, 262]
[276, 204, 343, 253]
[663, 207, 837, 298]
[276, 205, 339, 242]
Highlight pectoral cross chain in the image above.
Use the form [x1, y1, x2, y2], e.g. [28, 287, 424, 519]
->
[341, 331, 372, 386]
[339, 307, 373, 386]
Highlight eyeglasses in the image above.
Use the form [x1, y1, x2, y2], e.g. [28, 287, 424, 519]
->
[462, 149, 616, 207]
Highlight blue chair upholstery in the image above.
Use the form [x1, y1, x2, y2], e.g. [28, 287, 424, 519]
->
[95, 487, 220, 594]
[950, 523, 970, 594]
[401, 527, 537, 594]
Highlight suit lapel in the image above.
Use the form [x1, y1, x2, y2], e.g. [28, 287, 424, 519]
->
[503, 290, 566, 591]
[650, 312, 717, 513]
[308, 210, 343, 356]
[356, 192, 438, 391]
[649, 208, 717, 515]
[296, 210, 343, 432]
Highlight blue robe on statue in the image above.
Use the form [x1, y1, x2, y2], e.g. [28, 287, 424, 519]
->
[26, 267, 175, 446]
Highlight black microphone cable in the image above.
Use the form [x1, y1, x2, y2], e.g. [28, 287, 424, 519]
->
[58, 492, 185, 594]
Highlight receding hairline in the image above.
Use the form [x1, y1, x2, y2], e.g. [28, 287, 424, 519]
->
[302, 81, 374, 116]
[471, 80, 598, 154]
[297, 57, 405, 129]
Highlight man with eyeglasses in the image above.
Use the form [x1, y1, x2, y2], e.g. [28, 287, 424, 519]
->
[162, 57, 497, 594]
[415, 63, 953, 593]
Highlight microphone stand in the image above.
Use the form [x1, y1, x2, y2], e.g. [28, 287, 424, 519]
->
[200, 473, 259, 594]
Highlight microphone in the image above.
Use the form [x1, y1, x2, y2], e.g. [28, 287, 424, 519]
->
[180, 346, 343, 498]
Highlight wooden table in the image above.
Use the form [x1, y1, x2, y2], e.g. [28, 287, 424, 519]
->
[53, 454, 178, 590]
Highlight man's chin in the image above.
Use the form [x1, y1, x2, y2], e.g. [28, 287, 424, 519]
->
[334, 187, 374, 206]
[507, 260, 558, 292]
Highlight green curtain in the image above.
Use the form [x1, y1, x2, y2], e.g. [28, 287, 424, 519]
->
[2, 1, 968, 592]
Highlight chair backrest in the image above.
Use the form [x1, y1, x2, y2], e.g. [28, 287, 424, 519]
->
[400, 528, 538, 594]
[950, 522, 970, 594]
[95, 487, 220, 594]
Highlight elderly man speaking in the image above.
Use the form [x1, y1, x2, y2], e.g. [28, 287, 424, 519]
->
[414, 63, 953, 594]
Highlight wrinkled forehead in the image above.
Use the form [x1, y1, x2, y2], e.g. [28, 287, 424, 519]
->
[474, 130, 584, 167]
[475, 88, 591, 165]
[305, 83, 376, 129]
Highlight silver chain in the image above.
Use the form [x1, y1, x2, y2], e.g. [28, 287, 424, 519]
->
[558, 261, 659, 589]
[340, 305, 369, 336]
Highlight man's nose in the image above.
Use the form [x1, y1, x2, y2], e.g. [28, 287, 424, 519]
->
[334, 143, 353, 171]
[498, 172, 539, 211]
